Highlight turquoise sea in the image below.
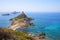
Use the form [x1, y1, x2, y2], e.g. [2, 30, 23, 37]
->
[0, 12, 60, 40]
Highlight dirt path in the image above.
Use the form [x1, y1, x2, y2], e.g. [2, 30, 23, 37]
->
[9, 24, 20, 30]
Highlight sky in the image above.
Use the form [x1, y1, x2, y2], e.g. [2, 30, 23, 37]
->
[0, 0, 60, 12]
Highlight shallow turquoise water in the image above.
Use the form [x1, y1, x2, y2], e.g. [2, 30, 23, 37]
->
[0, 12, 60, 40]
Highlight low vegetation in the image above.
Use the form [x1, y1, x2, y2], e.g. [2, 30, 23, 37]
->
[15, 11, 27, 20]
[0, 28, 46, 40]
[0, 28, 30, 40]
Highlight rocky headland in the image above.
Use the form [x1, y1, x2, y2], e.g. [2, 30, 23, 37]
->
[9, 11, 34, 30]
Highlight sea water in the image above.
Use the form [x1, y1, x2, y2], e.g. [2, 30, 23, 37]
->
[0, 12, 60, 40]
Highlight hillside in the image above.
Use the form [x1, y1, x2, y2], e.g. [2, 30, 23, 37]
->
[0, 28, 29, 40]
[0, 28, 47, 40]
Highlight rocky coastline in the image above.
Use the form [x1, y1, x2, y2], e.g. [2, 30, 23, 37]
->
[0, 11, 48, 40]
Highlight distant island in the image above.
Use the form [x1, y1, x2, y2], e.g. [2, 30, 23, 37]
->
[11, 11, 20, 14]
[1, 11, 20, 16]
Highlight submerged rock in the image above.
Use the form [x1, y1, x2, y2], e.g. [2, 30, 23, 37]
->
[37, 32, 46, 39]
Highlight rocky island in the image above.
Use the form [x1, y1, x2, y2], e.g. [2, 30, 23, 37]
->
[9, 11, 34, 30]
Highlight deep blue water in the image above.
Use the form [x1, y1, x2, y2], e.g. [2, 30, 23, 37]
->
[0, 12, 60, 40]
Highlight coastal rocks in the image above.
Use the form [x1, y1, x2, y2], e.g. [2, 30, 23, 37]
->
[26, 32, 46, 40]
[37, 32, 45, 39]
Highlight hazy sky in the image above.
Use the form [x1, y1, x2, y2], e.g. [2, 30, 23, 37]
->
[0, 0, 60, 12]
